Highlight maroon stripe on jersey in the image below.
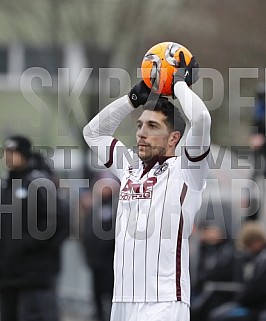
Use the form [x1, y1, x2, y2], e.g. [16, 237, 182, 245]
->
[185, 146, 210, 162]
[121, 201, 132, 301]
[156, 168, 170, 301]
[114, 206, 124, 299]
[132, 199, 141, 300]
[144, 172, 154, 301]
[104, 138, 118, 168]
[176, 183, 188, 300]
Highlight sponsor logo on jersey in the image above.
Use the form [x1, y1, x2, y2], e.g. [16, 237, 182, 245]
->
[119, 177, 157, 200]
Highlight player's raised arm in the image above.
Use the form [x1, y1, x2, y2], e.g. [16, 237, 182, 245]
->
[83, 81, 152, 178]
[173, 52, 211, 189]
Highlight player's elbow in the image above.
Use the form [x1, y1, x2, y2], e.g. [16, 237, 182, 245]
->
[83, 123, 91, 138]
[204, 110, 211, 129]
[192, 110, 211, 130]
[83, 121, 97, 138]
[83, 123, 97, 148]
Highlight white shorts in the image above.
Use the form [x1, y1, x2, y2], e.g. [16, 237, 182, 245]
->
[110, 301, 190, 321]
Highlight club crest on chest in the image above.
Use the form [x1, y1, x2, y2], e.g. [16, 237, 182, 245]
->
[154, 162, 169, 176]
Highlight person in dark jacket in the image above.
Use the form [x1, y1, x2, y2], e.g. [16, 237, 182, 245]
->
[207, 221, 266, 321]
[190, 222, 238, 321]
[80, 172, 119, 321]
[0, 135, 69, 321]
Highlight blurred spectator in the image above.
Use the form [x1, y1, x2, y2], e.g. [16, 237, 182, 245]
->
[207, 221, 266, 321]
[249, 82, 266, 179]
[191, 222, 239, 321]
[80, 172, 119, 321]
[247, 83, 266, 221]
[0, 135, 69, 321]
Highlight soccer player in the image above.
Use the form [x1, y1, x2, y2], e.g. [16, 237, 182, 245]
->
[83, 52, 211, 321]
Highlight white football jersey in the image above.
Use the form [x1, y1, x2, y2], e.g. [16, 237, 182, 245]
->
[104, 138, 209, 306]
[83, 89, 211, 306]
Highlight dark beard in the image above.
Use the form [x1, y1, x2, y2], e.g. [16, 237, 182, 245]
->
[137, 146, 166, 163]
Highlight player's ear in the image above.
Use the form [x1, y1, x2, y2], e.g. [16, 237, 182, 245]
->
[169, 131, 181, 147]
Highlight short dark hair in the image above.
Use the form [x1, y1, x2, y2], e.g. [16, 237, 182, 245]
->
[143, 97, 186, 137]
[4, 135, 32, 159]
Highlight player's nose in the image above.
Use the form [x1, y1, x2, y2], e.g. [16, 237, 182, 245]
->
[137, 124, 148, 138]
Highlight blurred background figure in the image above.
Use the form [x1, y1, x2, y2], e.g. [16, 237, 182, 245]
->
[247, 83, 266, 221]
[207, 221, 266, 321]
[0, 135, 69, 321]
[80, 171, 119, 321]
[249, 83, 266, 180]
[190, 221, 240, 321]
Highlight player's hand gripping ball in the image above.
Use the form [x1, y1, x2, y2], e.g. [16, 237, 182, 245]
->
[141, 42, 195, 96]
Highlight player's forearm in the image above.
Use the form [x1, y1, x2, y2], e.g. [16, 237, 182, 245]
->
[174, 81, 211, 156]
[83, 95, 134, 142]
[83, 95, 134, 170]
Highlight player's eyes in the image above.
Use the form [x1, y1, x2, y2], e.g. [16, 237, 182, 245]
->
[136, 122, 158, 129]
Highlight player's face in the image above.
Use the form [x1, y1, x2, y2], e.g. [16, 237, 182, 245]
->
[136, 110, 179, 163]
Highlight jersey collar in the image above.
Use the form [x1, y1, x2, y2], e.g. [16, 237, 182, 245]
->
[140, 155, 175, 178]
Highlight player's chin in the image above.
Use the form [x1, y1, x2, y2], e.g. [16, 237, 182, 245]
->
[137, 150, 152, 162]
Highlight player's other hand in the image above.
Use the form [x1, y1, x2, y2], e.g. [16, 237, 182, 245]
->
[128, 80, 159, 108]
[172, 51, 199, 88]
